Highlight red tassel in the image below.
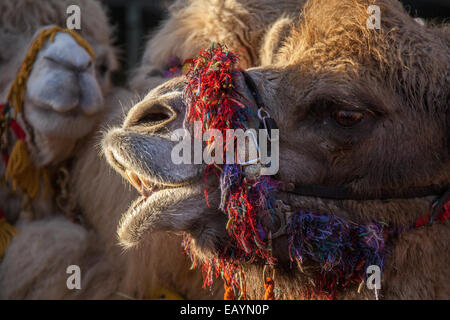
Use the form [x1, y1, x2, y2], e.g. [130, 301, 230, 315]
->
[9, 119, 26, 140]
[414, 213, 430, 228]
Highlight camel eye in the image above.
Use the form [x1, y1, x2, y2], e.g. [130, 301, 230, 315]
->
[333, 110, 364, 127]
[97, 62, 108, 77]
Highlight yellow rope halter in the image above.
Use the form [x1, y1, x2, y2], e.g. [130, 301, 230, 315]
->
[4, 26, 95, 200]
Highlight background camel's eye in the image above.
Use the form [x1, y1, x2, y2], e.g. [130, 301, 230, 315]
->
[97, 62, 108, 77]
[333, 110, 364, 127]
[96, 55, 109, 77]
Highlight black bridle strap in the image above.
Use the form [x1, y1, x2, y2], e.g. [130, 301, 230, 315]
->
[241, 70, 265, 109]
[280, 183, 448, 201]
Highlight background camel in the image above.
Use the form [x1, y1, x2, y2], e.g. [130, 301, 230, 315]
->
[0, 0, 118, 223]
[1, 0, 303, 299]
[105, 0, 450, 299]
[0, 0, 123, 299]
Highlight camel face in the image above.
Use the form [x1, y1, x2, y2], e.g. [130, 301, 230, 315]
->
[103, 77, 227, 248]
[105, 0, 449, 298]
[24, 28, 103, 137]
[0, 28, 112, 166]
[0, 0, 117, 166]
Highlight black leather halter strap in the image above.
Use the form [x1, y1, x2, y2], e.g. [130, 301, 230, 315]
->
[279, 183, 448, 201]
[240, 70, 450, 225]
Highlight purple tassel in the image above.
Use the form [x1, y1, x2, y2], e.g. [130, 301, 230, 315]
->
[288, 211, 386, 287]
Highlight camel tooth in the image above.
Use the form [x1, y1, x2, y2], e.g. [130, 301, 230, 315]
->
[126, 170, 142, 191]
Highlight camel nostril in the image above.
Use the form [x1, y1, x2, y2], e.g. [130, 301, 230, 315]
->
[138, 111, 170, 124]
[128, 103, 176, 128]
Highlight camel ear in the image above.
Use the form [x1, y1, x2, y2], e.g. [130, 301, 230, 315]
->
[259, 16, 294, 66]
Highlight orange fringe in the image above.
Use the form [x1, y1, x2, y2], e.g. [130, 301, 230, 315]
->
[264, 277, 274, 300]
[224, 276, 235, 300]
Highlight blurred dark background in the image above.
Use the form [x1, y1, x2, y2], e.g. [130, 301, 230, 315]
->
[100, 0, 450, 82]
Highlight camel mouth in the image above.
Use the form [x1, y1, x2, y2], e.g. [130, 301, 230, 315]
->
[24, 98, 99, 139]
[27, 95, 99, 118]
[107, 145, 197, 192]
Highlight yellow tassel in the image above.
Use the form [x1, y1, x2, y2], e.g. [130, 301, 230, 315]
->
[42, 168, 54, 197]
[0, 217, 17, 260]
[5, 140, 41, 199]
[358, 280, 364, 294]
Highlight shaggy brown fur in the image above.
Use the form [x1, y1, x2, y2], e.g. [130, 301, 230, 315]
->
[104, 0, 450, 299]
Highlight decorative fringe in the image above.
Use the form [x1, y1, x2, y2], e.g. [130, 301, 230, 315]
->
[0, 209, 17, 260]
[287, 210, 386, 299]
[183, 44, 280, 299]
[4, 139, 52, 200]
[220, 165, 278, 263]
[264, 277, 275, 300]
[183, 43, 248, 150]
[223, 275, 235, 300]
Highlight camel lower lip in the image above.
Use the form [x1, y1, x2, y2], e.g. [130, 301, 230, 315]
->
[117, 184, 201, 249]
[132, 189, 167, 209]
[129, 185, 182, 212]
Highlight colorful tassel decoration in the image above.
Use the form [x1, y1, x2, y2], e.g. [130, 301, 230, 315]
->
[264, 277, 275, 300]
[182, 44, 279, 299]
[287, 210, 386, 299]
[223, 275, 235, 300]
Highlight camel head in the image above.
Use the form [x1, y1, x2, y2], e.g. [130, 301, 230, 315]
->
[0, 0, 117, 166]
[104, 0, 449, 299]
